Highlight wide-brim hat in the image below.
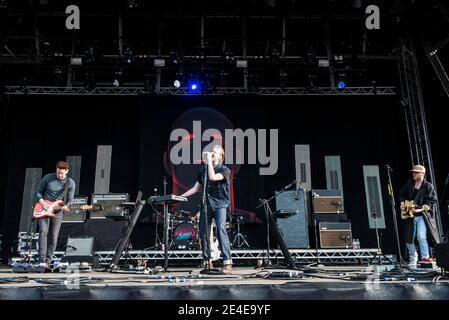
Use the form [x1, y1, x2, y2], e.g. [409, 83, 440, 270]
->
[410, 165, 426, 173]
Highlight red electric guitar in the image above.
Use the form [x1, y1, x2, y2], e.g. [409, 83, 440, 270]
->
[32, 199, 99, 219]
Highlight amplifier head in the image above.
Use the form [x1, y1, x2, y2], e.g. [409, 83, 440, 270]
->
[91, 193, 129, 219]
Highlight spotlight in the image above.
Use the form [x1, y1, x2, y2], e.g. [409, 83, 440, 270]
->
[218, 69, 229, 87]
[202, 73, 215, 94]
[224, 49, 234, 64]
[174, 80, 181, 88]
[236, 59, 248, 68]
[83, 73, 95, 91]
[113, 69, 123, 87]
[70, 57, 82, 66]
[54, 68, 65, 86]
[187, 78, 201, 93]
[123, 47, 134, 64]
[169, 49, 183, 65]
[279, 70, 288, 88]
[337, 81, 346, 89]
[84, 46, 96, 64]
[153, 58, 165, 67]
[306, 74, 317, 93]
[143, 73, 154, 92]
[247, 74, 259, 93]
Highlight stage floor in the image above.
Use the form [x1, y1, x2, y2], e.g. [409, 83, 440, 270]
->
[1, 263, 448, 300]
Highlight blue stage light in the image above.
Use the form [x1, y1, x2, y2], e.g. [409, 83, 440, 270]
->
[187, 79, 201, 92]
[337, 81, 346, 89]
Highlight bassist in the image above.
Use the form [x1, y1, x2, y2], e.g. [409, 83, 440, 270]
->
[35, 161, 76, 268]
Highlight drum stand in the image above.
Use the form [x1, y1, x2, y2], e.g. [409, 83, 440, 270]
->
[231, 215, 250, 249]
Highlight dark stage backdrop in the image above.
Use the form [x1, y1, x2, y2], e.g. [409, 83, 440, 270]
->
[138, 95, 414, 254]
[1, 94, 447, 263]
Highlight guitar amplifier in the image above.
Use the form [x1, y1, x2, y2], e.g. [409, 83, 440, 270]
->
[312, 190, 344, 213]
[91, 193, 129, 219]
[61, 237, 97, 267]
[62, 197, 88, 223]
[319, 221, 352, 248]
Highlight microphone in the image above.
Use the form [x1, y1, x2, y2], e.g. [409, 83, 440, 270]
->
[385, 165, 393, 172]
[283, 180, 297, 190]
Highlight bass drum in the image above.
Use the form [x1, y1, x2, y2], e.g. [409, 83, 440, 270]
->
[172, 222, 198, 250]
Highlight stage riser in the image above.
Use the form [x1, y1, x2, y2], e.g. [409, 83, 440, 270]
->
[12, 249, 383, 266]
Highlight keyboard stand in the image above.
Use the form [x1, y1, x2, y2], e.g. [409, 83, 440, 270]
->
[148, 195, 187, 272]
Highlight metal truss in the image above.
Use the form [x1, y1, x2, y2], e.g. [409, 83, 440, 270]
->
[4, 86, 396, 96]
[397, 39, 442, 236]
[12, 249, 381, 266]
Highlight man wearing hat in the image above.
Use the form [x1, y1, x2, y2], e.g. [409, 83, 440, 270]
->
[399, 164, 438, 267]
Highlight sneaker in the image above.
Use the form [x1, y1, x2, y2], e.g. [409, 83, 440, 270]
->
[220, 264, 233, 274]
[408, 255, 418, 268]
[38, 262, 49, 269]
[202, 261, 214, 269]
[420, 258, 432, 263]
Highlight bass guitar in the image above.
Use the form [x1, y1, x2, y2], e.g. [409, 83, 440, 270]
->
[32, 199, 100, 219]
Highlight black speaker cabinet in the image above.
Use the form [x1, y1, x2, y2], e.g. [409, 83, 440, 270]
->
[435, 243, 449, 270]
[319, 221, 352, 248]
[274, 189, 309, 248]
[61, 237, 97, 266]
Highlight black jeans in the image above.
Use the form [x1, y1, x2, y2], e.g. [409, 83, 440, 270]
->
[37, 212, 63, 263]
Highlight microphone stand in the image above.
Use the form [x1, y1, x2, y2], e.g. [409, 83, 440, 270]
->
[385, 165, 406, 268]
[256, 180, 297, 269]
[163, 176, 167, 196]
[441, 174, 449, 241]
[200, 161, 219, 274]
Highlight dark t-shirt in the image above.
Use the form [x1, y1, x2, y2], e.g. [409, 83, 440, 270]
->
[196, 164, 231, 210]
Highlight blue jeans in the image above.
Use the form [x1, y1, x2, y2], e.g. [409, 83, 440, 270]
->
[37, 212, 63, 263]
[199, 206, 232, 265]
[406, 215, 430, 259]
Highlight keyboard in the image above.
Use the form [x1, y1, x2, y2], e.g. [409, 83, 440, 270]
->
[148, 194, 188, 204]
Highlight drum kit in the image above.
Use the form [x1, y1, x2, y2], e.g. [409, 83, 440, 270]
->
[170, 210, 200, 250]
[150, 200, 249, 252]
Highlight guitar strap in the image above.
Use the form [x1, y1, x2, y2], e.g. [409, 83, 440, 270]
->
[62, 178, 70, 205]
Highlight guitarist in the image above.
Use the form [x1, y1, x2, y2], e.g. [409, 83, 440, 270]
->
[399, 165, 437, 267]
[35, 161, 76, 268]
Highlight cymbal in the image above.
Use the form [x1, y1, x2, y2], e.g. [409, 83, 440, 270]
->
[176, 210, 197, 217]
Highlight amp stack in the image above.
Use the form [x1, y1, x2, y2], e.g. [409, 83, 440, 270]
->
[311, 189, 353, 249]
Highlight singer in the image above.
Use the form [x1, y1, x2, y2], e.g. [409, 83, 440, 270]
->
[180, 145, 233, 274]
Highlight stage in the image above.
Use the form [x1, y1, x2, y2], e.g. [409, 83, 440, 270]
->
[1, 263, 448, 300]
